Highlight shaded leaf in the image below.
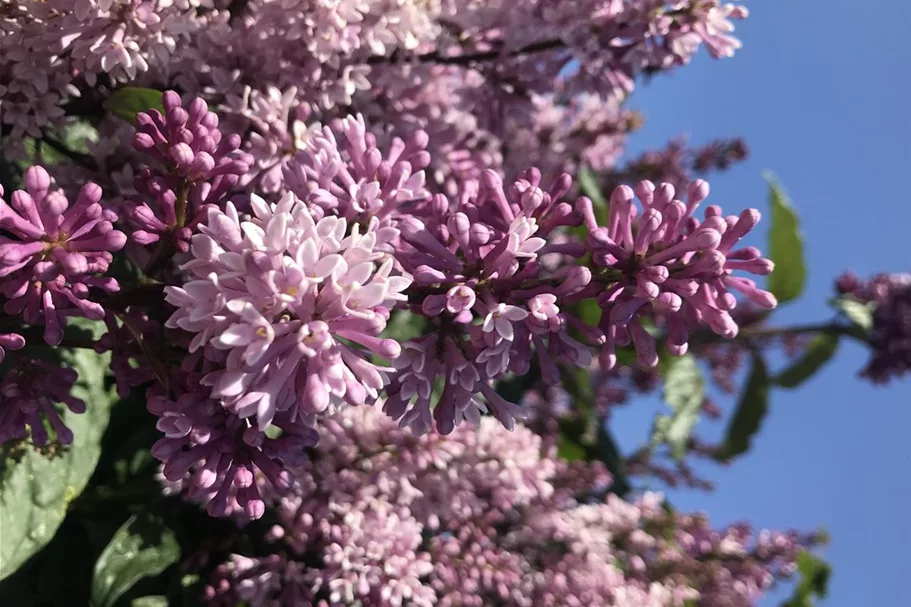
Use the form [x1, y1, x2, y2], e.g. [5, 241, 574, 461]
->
[653, 354, 705, 460]
[0, 341, 116, 581]
[103, 88, 164, 125]
[832, 297, 874, 335]
[91, 513, 180, 607]
[132, 597, 168, 607]
[775, 333, 839, 388]
[715, 353, 770, 461]
[764, 173, 806, 304]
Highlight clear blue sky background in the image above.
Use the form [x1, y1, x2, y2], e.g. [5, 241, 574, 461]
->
[610, 2, 911, 605]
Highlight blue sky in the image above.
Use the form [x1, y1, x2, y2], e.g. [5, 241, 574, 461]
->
[609, 2, 911, 605]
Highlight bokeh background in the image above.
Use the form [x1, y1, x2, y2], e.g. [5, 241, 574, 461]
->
[612, 2, 911, 604]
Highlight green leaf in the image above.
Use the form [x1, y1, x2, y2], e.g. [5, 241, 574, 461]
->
[577, 165, 608, 224]
[557, 436, 587, 462]
[91, 513, 180, 607]
[832, 297, 874, 335]
[0, 343, 116, 581]
[715, 353, 770, 461]
[764, 173, 806, 304]
[774, 333, 839, 388]
[103, 88, 165, 125]
[132, 597, 168, 607]
[652, 354, 705, 460]
[780, 551, 831, 607]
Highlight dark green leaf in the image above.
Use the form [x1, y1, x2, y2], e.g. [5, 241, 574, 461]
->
[653, 354, 705, 460]
[577, 165, 608, 224]
[132, 597, 168, 607]
[0, 342, 116, 581]
[715, 353, 770, 461]
[832, 297, 874, 335]
[103, 88, 165, 125]
[780, 551, 831, 607]
[91, 513, 180, 607]
[775, 333, 840, 388]
[596, 423, 630, 497]
[764, 173, 806, 304]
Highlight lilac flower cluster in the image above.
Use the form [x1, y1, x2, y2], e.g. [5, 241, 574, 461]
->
[0, 358, 85, 446]
[384, 168, 596, 435]
[837, 272, 911, 384]
[127, 91, 251, 260]
[580, 179, 776, 369]
[0, 0, 200, 141]
[0, 167, 126, 345]
[203, 405, 813, 607]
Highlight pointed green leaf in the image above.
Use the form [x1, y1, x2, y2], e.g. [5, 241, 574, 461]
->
[780, 551, 831, 607]
[774, 333, 840, 388]
[103, 88, 165, 125]
[91, 513, 180, 607]
[832, 297, 874, 335]
[653, 354, 705, 460]
[764, 173, 806, 304]
[716, 353, 770, 461]
[0, 340, 116, 581]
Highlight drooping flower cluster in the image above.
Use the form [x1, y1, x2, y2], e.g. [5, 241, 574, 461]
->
[202, 405, 814, 607]
[0, 167, 126, 345]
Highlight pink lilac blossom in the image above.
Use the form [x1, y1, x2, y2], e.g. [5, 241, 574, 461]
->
[162, 190, 411, 433]
[384, 168, 598, 436]
[148, 364, 315, 519]
[126, 90, 252, 257]
[0, 167, 126, 345]
[282, 113, 431, 223]
[577, 179, 776, 370]
[0, 0, 201, 141]
[203, 405, 812, 607]
[0, 330, 25, 363]
[0, 358, 86, 446]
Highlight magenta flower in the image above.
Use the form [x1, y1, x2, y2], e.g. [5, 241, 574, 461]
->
[0, 167, 126, 345]
[385, 169, 597, 435]
[579, 179, 776, 369]
[0, 359, 86, 446]
[0, 332, 25, 364]
[283, 114, 430, 223]
[127, 91, 251, 254]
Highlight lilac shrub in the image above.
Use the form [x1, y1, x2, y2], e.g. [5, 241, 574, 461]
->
[0, 2, 892, 605]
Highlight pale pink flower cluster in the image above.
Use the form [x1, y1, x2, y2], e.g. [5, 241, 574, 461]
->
[203, 405, 809, 607]
[0, 0, 201, 139]
[164, 192, 412, 431]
